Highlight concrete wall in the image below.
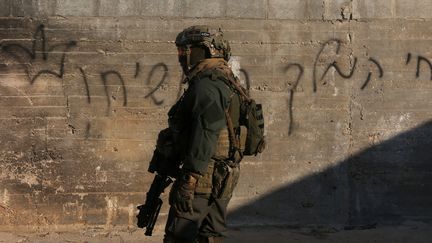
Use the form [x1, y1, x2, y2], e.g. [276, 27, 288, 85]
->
[0, 0, 432, 230]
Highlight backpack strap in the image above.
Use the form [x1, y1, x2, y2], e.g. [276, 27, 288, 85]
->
[211, 68, 251, 104]
[224, 107, 243, 163]
[209, 63, 252, 162]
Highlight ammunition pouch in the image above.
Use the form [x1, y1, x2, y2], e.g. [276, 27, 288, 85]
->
[213, 129, 230, 160]
[195, 161, 214, 194]
[213, 126, 247, 162]
[212, 160, 240, 200]
[193, 159, 240, 200]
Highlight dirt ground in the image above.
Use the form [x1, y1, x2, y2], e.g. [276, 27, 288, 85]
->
[0, 224, 431, 243]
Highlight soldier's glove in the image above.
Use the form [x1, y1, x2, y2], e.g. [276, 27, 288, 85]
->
[169, 170, 199, 213]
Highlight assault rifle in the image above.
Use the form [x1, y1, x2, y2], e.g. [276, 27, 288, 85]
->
[136, 173, 173, 236]
[137, 129, 180, 236]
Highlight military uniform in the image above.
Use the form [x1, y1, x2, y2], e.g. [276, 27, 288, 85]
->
[139, 25, 264, 242]
[164, 58, 241, 243]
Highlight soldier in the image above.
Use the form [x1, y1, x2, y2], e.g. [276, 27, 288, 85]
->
[163, 25, 244, 243]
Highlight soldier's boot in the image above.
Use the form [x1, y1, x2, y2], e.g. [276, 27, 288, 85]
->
[212, 237, 224, 243]
[163, 234, 171, 243]
[197, 236, 224, 243]
[163, 234, 191, 243]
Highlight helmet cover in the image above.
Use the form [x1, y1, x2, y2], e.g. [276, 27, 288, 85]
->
[175, 25, 231, 61]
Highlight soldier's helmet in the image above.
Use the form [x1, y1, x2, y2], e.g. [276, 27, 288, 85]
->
[175, 25, 231, 61]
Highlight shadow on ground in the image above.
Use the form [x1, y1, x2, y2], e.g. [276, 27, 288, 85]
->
[229, 121, 432, 228]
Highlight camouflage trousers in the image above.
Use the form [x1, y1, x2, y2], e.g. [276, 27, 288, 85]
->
[164, 160, 240, 243]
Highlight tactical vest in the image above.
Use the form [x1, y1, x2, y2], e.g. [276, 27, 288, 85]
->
[207, 64, 266, 162]
[213, 91, 247, 162]
[187, 58, 266, 196]
[183, 58, 266, 163]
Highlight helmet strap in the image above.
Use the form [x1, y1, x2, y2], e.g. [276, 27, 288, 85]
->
[185, 45, 191, 71]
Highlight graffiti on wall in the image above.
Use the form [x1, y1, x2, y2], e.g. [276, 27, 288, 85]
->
[1, 24, 77, 84]
[406, 52, 432, 80]
[1, 25, 432, 136]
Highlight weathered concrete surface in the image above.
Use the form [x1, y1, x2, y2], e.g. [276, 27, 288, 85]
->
[0, 0, 432, 234]
[0, 224, 431, 243]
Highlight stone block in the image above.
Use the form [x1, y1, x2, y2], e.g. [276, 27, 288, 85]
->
[0, 0, 10, 16]
[54, 0, 97, 16]
[227, 0, 266, 19]
[10, 0, 36, 17]
[141, 0, 184, 17]
[268, 0, 324, 20]
[184, 0, 225, 18]
[98, 0, 141, 16]
[352, 0, 393, 19]
[324, 0, 352, 20]
[395, 0, 432, 19]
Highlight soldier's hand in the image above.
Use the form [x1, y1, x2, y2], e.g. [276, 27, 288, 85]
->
[169, 170, 199, 213]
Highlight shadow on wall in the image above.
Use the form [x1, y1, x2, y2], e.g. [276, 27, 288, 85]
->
[228, 121, 432, 228]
